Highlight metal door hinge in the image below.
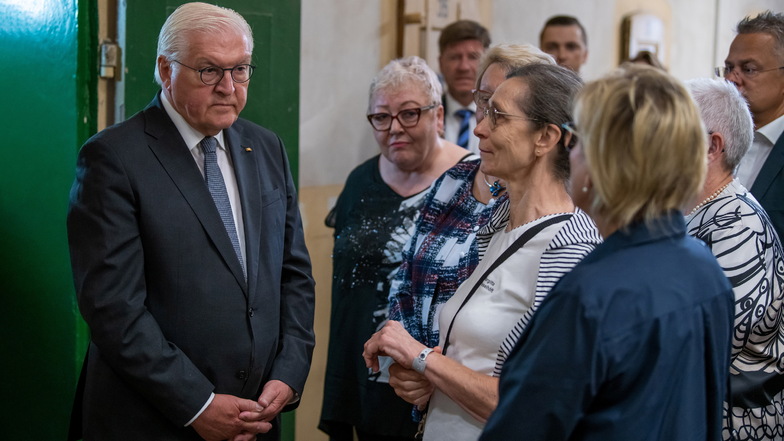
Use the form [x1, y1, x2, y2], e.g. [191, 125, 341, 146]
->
[99, 41, 121, 80]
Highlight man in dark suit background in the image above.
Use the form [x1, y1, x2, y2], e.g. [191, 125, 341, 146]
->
[538, 15, 589, 74]
[721, 10, 784, 240]
[438, 20, 490, 154]
[67, 3, 315, 440]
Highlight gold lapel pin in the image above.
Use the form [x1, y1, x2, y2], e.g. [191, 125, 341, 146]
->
[244, 147, 252, 152]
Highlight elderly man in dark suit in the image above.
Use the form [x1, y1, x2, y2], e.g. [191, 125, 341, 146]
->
[66, 3, 315, 440]
[720, 10, 784, 240]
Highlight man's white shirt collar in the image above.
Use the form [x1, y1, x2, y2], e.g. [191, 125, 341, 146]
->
[736, 113, 784, 188]
[445, 92, 477, 114]
[758, 113, 784, 146]
[160, 92, 226, 151]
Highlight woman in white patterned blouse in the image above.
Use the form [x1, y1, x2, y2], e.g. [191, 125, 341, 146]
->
[686, 77, 784, 441]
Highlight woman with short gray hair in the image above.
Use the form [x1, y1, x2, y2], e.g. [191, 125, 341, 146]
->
[686, 77, 784, 441]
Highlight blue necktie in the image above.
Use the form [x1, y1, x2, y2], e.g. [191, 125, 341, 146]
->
[456, 109, 473, 149]
[199, 136, 245, 277]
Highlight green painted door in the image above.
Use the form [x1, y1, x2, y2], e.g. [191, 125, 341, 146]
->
[122, 1, 302, 439]
[0, 0, 96, 439]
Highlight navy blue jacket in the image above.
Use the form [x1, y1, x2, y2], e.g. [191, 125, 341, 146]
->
[480, 212, 734, 441]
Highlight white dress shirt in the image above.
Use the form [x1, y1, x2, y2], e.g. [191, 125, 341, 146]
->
[443, 93, 479, 154]
[736, 114, 784, 189]
[160, 93, 246, 267]
[160, 93, 247, 426]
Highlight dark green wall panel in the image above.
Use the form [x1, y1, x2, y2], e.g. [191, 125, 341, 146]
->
[0, 1, 299, 438]
[0, 0, 94, 438]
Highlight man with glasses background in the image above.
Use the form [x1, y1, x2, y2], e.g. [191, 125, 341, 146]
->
[720, 10, 784, 239]
[67, 3, 315, 440]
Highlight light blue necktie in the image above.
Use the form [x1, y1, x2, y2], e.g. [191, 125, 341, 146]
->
[455, 109, 473, 149]
[199, 136, 245, 277]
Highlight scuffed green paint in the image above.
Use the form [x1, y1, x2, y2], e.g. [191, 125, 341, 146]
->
[0, 0, 96, 439]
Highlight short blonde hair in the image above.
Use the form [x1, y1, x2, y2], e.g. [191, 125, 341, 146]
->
[575, 64, 706, 228]
[475, 44, 556, 90]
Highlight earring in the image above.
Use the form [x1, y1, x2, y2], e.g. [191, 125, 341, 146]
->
[582, 186, 588, 193]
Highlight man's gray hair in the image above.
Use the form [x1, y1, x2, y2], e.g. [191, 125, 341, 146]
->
[154, 2, 254, 85]
[686, 77, 754, 172]
[368, 56, 442, 112]
[737, 10, 784, 62]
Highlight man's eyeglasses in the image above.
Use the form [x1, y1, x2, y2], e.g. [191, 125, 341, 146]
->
[560, 122, 580, 152]
[481, 106, 538, 129]
[472, 89, 492, 111]
[367, 104, 436, 131]
[171, 59, 255, 85]
[714, 65, 784, 79]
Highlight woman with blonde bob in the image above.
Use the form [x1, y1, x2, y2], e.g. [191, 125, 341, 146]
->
[480, 65, 736, 441]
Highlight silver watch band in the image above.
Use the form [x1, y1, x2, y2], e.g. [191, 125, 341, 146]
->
[412, 347, 434, 374]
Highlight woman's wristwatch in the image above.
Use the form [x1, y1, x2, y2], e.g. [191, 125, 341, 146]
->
[412, 347, 434, 374]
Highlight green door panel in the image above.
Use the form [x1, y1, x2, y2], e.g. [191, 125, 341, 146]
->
[0, 0, 96, 439]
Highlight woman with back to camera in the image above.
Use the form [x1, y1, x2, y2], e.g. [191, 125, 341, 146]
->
[364, 63, 602, 441]
[480, 64, 736, 441]
[319, 56, 468, 441]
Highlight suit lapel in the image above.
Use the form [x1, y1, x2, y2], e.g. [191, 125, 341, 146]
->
[225, 125, 261, 299]
[751, 131, 784, 199]
[143, 95, 248, 294]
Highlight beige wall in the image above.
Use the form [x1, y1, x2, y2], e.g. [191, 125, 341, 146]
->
[295, 185, 340, 441]
[296, 1, 782, 440]
[301, 0, 782, 189]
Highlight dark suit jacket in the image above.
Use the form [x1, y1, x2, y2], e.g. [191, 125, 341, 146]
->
[751, 131, 784, 241]
[67, 94, 316, 440]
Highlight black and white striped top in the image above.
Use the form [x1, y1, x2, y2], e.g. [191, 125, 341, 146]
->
[476, 201, 603, 376]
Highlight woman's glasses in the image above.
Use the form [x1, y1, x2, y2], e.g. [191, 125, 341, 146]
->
[481, 106, 538, 129]
[560, 122, 580, 152]
[366, 105, 437, 131]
